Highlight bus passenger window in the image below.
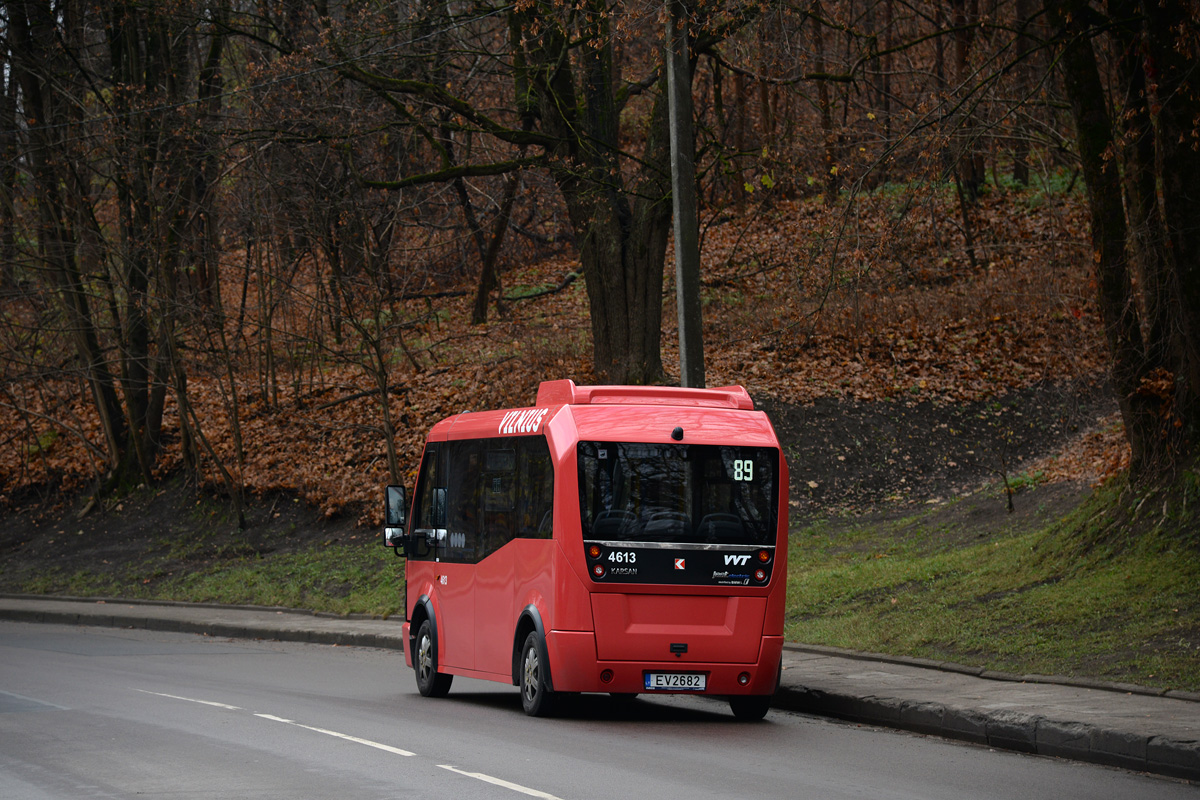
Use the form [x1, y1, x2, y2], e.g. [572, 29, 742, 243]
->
[409, 444, 445, 560]
[445, 442, 481, 561]
[480, 447, 516, 558]
[514, 437, 553, 539]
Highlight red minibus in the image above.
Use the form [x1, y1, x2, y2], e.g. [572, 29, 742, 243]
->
[383, 379, 788, 718]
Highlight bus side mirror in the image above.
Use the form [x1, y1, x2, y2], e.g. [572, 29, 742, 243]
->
[384, 485, 408, 553]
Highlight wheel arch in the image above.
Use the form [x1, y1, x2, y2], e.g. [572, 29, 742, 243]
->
[511, 604, 552, 690]
[410, 594, 437, 667]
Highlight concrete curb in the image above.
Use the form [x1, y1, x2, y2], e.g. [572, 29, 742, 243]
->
[774, 684, 1200, 781]
[783, 642, 1200, 702]
[0, 598, 406, 650]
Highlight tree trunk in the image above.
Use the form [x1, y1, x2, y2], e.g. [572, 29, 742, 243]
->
[1143, 0, 1200, 442]
[1011, 0, 1032, 185]
[1048, 0, 1164, 474]
[810, 1, 840, 206]
[108, 2, 187, 485]
[519, 1, 671, 384]
[952, 0, 984, 202]
[471, 168, 520, 325]
[0, 64, 17, 287]
[8, 0, 131, 480]
[563, 180, 669, 385]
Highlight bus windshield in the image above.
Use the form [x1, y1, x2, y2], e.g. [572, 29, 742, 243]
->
[577, 441, 778, 545]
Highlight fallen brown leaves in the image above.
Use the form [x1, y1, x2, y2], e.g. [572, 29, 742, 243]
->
[0, 187, 1129, 525]
[1028, 412, 1131, 487]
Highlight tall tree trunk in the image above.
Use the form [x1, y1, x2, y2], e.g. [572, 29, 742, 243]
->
[471, 169, 521, 325]
[733, 70, 749, 213]
[519, 1, 670, 384]
[810, 1, 840, 206]
[879, 0, 894, 185]
[1143, 0, 1200, 443]
[1011, 0, 1032, 186]
[8, 0, 131, 480]
[1113, 3, 1173, 374]
[0, 63, 17, 287]
[952, 0, 984, 202]
[108, 2, 181, 484]
[1048, 0, 1164, 474]
[190, 7, 227, 307]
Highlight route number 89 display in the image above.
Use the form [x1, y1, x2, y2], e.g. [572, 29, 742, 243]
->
[733, 459, 754, 481]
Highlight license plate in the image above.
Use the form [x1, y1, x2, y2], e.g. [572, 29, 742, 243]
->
[644, 672, 706, 691]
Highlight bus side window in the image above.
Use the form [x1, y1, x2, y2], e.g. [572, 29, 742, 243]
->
[519, 437, 554, 539]
[445, 441, 482, 561]
[479, 446, 516, 560]
[410, 443, 444, 560]
[431, 487, 446, 528]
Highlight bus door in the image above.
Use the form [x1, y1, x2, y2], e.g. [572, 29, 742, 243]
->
[433, 439, 486, 670]
[410, 441, 474, 670]
[471, 441, 516, 673]
[472, 437, 556, 676]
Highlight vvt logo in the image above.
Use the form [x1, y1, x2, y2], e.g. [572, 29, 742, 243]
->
[724, 554, 751, 566]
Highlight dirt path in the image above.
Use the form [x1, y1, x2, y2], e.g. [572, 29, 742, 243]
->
[761, 377, 1117, 518]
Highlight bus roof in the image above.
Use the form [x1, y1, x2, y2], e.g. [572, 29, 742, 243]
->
[426, 380, 766, 443]
[535, 379, 754, 410]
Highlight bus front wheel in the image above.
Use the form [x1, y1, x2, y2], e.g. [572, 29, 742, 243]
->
[729, 695, 771, 721]
[519, 631, 555, 717]
[414, 619, 453, 698]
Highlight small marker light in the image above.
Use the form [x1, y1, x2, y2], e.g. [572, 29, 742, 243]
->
[738, 672, 751, 685]
[754, 569, 767, 582]
[757, 549, 771, 563]
[593, 564, 606, 578]
[588, 544, 602, 559]
[671, 426, 684, 441]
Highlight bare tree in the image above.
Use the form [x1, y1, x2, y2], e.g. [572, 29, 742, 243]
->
[1047, 0, 1200, 481]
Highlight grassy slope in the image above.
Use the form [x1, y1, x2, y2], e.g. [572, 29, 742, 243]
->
[787, 473, 1200, 691]
[19, 544, 402, 618]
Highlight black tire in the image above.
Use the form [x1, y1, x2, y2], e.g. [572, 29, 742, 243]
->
[414, 619, 453, 698]
[519, 631, 555, 717]
[729, 694, 771, 721]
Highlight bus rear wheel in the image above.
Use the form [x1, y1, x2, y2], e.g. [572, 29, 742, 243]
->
[729, 695, 771, 721]
[415, 619, 453, 698]
[519, 631, 555, 717]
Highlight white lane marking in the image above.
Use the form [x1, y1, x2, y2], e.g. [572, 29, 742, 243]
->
[0, 690, 69, 710]
[255, 714, 415, 757]
[438, 764, 565, 800]
[136, 690, 242, 710]
[137, 688, 557, 794]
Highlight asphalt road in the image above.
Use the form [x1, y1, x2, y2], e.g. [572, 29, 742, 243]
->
[0, 622, 1191, 799]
